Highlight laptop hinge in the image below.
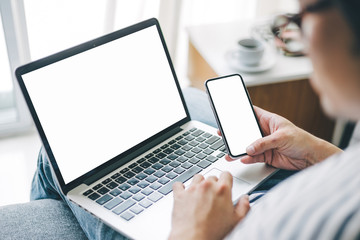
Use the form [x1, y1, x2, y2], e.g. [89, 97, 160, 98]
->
[83, 126, 183, 185]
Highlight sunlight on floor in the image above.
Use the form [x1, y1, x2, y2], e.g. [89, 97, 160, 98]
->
[0, 130, 41, 206]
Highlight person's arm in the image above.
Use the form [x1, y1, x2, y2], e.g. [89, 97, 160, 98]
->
[169, 172, 250, 240]
[226, 106, 342, 170]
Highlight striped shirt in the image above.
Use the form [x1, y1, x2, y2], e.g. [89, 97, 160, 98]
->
[227, 143, 360, 240]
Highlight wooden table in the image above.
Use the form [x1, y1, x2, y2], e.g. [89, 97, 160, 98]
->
[187, 21, 335, 142]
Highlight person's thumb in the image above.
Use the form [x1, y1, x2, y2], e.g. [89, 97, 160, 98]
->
[233, 195, 250, 223]
[246, 134, 280, 156]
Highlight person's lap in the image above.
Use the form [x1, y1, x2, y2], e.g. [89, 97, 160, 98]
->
[30, 87, 295, 239]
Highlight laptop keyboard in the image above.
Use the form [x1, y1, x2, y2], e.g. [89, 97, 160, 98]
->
[82, 127, 226, 221]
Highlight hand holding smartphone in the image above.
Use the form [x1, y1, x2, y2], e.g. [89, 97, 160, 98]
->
[205, 74, 263, 159]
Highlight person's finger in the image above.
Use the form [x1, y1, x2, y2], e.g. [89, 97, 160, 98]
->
[217, 129, 222, 136]
[247, 134, 280, 156]
[206, 175, 218, 183]
[191, 174, 204, 185]
[233, 195, 250, 222]
[218, 171, 233, 189]
[240, 154, 265, 164]
[225, 154, 238, 161]
[172, 182, 185, 197]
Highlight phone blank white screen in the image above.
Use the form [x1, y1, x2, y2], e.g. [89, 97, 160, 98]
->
[207, 75, 262, 157]
[22, 26, 187, 184]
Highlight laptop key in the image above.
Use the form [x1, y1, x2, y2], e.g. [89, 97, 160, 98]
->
[158, 165, 202, 195]
[92, 184, 103, 190]
[145, 175, 157, 183]
[144, 168, 156, 175]
[106, 182, 118, 189]
[115, 176, 127, 184]
[158, 177, 170, 185]
[119, 168, 129, 174]
[210, 140, 224, 150]
[191, 147, 202, 154]
[192, 129, 204, 137]
[205, 136, 220, 145]
[83, 189, 93, 196]
[132, 193, 145, 202]
[148, 157, 160, 164]
[120, 211, 135, 221]
[104, 197, 123, 210]
[174, 149, 186, 155]
[197, 160, 211, 169]
[156, 152, 166, 159]
[111, 173, 121, 179]
[206, 155, 218, 163]
[110, 188, 121, 197]
[170, 144, 181, 150]
[148, 192, 163, 202]
[150, 182, 162, 190]
[98, 187, 110, 195]
[113, 199, 136, 215]
[189, 157, 200, 164]
[96, 194, 113, 205]
[169, 161, 180, 168]
[130, 205, 144, 215]
[173, 166, 185, 174]
[154, 170, 166, 178]
[141, 188, 153, 196]
[129, 186, 141, 194]
[161, 165, 173, 173]
[88, 192, 101, 200]
[152, 163, 163, 170]
[132, 166, 144, 173]
[136, 158, 146, 164]
[129, 163, 137, 169]
[166, 172, 178, 179]
[127, 178, 139, 186]
[135, 173, 147, 180]
[137, 181, 150, 189]
[102, 178, 112, 185]
[177, 156, 188, 163]
[181, 162, 193, 169]
[124, 171, 136, 179]
[140, 161, 151, 168]
[203, 148, 214, 155]
[153, 148, 162, 154]
[118, 183, 131, 191]
[163, 148, 174, 154]
[184, 152, 195, 158]
[159, 158, 171, 165]
[196, 153, 207, 160]
[139, 199, 152, 208]
[198, 143, 209, 149]
[119, 192, 132, 200]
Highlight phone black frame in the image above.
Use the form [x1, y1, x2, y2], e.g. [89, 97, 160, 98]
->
[205, 73, 264, 158]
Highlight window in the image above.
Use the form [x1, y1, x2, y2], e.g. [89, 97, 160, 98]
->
[0, 0, 298, 136]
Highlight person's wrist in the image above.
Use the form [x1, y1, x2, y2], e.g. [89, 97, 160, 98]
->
[306, 134, 342, 165]
[168, 228, 205, 240]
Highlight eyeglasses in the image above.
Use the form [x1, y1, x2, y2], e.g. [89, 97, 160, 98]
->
[271, 0, 334, 56]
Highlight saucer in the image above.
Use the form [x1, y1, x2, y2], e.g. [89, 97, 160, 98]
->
[225, 49, 276, 73]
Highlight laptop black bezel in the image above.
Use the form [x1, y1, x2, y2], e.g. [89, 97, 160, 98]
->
[15, 18, 191, 195]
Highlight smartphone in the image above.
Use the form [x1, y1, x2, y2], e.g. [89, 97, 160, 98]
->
[205, 74, 263, 158]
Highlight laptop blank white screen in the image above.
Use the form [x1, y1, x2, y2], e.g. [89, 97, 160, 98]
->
[22, 26, 187, 184]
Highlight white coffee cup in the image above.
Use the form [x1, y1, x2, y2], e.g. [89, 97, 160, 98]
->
[233, 38, 265, 66]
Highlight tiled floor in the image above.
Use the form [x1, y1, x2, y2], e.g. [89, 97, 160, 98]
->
[0, 130, 41, 206]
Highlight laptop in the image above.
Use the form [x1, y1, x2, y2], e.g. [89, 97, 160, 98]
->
[16, 18, 276, 240]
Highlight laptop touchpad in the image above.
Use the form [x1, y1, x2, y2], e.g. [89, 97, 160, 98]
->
[203, 168, 250, 203]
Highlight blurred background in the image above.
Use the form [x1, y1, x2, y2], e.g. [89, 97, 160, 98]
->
[2, 0, 357, 207]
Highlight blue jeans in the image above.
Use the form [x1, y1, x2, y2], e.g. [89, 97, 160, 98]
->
[30, 87, 295, 239]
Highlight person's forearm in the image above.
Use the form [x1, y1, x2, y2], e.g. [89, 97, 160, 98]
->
[306, 134, 343, 165]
